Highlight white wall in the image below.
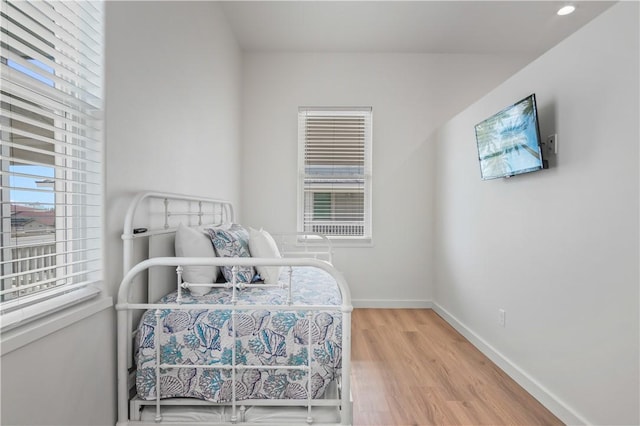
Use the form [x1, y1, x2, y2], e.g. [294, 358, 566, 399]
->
[241, 52, 531, 306]
[433, 3, 639, 425]
[0, 4, 242, 426]
[105, 1, 243, 296]
[1, 308, 115, 425]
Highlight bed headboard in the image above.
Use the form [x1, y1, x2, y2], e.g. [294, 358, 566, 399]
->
[121, 192, 234, 303]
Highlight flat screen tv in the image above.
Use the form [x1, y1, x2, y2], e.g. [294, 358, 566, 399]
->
[475, 94, 544, 180]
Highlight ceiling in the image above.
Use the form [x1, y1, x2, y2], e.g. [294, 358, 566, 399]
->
[220, 1, 616, 54]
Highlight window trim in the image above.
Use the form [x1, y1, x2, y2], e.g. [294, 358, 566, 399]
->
[297, 106, 373, 244]
[0, 0, 105, 334]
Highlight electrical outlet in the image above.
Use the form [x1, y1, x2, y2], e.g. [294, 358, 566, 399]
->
[498, 308, 506, 327]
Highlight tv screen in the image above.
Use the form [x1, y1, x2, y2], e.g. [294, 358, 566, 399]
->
[475, 94, 544, 180]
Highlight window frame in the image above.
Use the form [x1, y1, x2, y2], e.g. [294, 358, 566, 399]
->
[297, 107, 373, 245]
[0, 0, 107, 337]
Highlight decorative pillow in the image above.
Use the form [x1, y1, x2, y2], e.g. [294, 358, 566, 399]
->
[248, 227, 282, 285]
[207, 224, 256, 283]
[174, 223, 217, 296]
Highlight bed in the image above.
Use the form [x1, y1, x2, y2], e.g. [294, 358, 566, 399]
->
[116, 192, 353, 425]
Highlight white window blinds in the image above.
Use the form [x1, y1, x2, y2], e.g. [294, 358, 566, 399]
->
[0, 0, 104, 323]
[298, 107, 372, 240]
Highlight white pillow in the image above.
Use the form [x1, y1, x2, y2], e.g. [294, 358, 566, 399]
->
[175, 223, 218, 296]
[248, 227, 282, 285]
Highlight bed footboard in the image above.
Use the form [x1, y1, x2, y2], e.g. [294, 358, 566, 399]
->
[117, 192, 352, 425]
[116, 257, 352, 425]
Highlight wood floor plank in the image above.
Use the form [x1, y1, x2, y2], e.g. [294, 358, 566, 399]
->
[350, 308, 563, 426]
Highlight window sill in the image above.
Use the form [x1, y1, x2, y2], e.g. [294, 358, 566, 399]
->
[328, 238, 374, 248]
[295, 234, 374, 248]
[1, 288, 113, 355]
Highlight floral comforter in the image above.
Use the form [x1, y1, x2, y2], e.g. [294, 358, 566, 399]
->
[135, 266, 343, 402]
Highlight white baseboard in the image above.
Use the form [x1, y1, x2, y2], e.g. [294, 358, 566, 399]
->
[431, 302, 588, 426]
[352, 299, 432, 309]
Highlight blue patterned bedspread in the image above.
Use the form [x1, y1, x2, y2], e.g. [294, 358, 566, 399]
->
[135, 266, 343, 402]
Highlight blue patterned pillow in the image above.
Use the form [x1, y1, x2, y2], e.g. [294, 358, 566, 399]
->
[206, 224, 256, 283]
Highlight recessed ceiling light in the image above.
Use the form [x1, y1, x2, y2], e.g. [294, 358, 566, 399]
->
[557, 5, 576, 16]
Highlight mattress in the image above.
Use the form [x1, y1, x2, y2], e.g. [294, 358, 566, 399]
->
[135, 266, 343, 403]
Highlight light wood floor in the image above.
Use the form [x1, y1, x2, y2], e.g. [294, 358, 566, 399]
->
[350, 309, 563, 425]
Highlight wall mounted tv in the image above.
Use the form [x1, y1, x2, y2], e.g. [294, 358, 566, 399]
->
[475, 94, 545, 180]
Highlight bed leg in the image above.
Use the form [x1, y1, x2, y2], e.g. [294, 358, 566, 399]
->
[341, 309, 353, 425]
[117, 309, 130, 425]
[154, 309, 163, 423]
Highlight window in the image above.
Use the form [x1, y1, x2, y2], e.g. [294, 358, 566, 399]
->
[298, 107, 372, 241]
[1, 0, 104, 330]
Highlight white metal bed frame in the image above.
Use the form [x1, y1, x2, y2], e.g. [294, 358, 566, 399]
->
[116, 192, 353, 425]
